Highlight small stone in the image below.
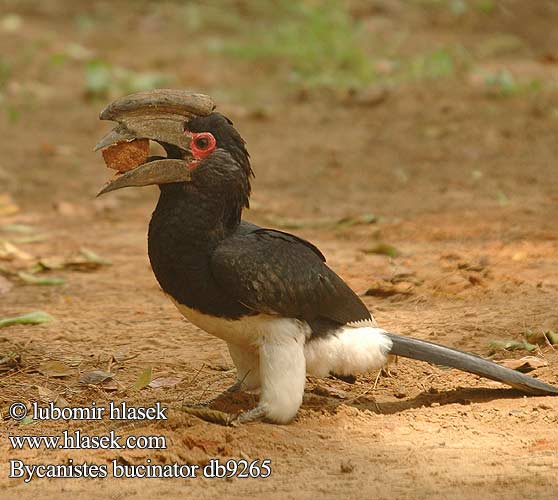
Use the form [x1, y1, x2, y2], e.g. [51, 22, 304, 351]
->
[340, 460, 355, 473]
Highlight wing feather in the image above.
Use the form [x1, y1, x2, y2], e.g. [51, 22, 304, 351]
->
[211, 228, 371, 324]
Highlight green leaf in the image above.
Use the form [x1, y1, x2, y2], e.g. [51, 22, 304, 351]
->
[496, 190, 510, 206]
[18, 272, 65, 286]
[18, 416, 35, 426]
[79, 248, 112, 266]
[0, 311, 54, 329]
[0, 224, 35, 234]
[487, 340, 537, 355]
[336, 213, 377, 228]
[546, 331, 558, 345]
[362, 243, 400, 257]
[133, 367, 153, 390]
[6, 106, 20, 124]
[123, 71, 171, 93]
[85, 60, 112, 97]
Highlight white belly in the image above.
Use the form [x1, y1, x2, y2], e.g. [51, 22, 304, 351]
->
[170, 298, 308, 348]
[168, 297, 391, 424]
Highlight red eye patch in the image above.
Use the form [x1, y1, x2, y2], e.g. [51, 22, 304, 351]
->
[191, 132, 216, 160]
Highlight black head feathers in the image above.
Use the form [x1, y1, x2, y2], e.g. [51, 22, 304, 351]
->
[185, 113, 254, 181]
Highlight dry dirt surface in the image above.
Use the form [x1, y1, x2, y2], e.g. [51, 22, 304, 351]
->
[1, 2, 557, 499]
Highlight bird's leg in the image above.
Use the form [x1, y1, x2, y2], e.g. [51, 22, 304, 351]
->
[381, 354, 398, 377]
[234, 321, 307, 424]
[195, 380, 242, 407]
[227, 342, 261, 391]
[225, 380, 244, 393]
[191, 345, 260, 409]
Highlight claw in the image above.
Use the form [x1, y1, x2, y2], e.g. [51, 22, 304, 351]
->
[232, 405, 268, 425]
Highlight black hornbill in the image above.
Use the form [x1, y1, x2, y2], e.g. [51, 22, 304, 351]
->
[96, 90, 558, 424]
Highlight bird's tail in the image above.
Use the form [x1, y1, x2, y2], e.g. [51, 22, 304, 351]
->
[385, 332, 558, 395]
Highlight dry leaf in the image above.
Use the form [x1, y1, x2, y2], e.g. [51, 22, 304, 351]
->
[37, 385, 56, 402]
[37, 386, 69, 407]
[112, 349, 138, 363]
[264, 214, 376, 231]
[93, 197, 120, 213]
[525, 330, 557, 346]
[65, 248, 112, 270]
[38, 249, 111, 272]
[38, 360, 73, 377]
[498, 356, 549, 373]
[148, 376, 182, 389]
[100, 379, 119, 391]
[0, 352, 21, 372]
[53, 201, 88, 217]
[345, 86, 389, 107]
[0, 193, 19, 216]
[363, 279, 414, 298]
[79, 370, 113, 385]
[37, 257, 66, 270]
[0, 275, 13, 295]
[335, 213, 377, 228]
[312, 385, 349, 399]
[0, 242, 33, 261]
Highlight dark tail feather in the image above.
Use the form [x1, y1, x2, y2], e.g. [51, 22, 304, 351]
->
[385, 332, 558, 396]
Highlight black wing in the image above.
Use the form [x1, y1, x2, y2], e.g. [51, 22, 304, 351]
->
[211, 228, 371, 324]
[213, 227, 558, 396]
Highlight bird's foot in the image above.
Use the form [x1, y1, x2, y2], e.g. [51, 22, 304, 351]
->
[180, 405, 236, 426]
[180, 381, 260, 426]
[180, 402, 266, 427]
[231, 405, 268, 425]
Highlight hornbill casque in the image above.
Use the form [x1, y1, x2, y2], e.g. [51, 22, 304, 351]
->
[96, 89, 558, 424]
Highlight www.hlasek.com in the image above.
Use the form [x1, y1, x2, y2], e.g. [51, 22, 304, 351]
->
[7, 401, 272, 481]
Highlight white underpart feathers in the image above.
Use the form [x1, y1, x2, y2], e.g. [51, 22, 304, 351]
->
[227, 343, 260, 391]
[257, 319, 308, 424]
[305, 322, 392, 377]
[172, 298, 391, 423]
[173, 299, 308, 423]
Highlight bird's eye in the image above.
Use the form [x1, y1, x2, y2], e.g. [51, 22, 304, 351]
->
[190, 132, 216, 160]
[195, 137, 210, 150]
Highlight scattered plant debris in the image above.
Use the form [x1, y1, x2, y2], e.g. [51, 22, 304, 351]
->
[0, 311, 54, 329]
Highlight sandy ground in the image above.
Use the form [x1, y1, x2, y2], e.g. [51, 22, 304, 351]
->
[1, 1, 557, 498]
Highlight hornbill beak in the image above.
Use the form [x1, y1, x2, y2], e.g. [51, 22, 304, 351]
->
[95, 89, 215, 196]
[96, 159, 194, 196]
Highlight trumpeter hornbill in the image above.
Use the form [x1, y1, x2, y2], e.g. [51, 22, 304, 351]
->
[96, 90, 558, 424]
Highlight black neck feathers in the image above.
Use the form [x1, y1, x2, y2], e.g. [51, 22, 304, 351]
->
[147, 151, 252, 318]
